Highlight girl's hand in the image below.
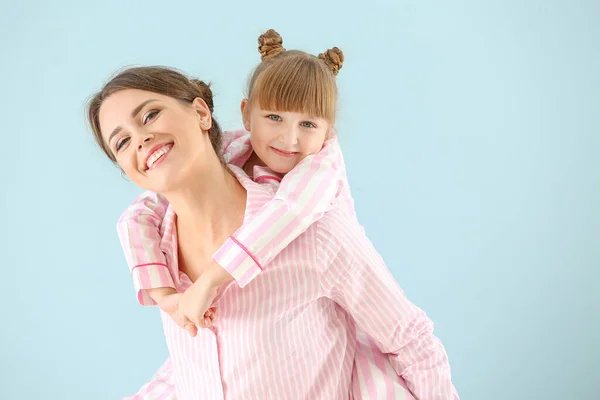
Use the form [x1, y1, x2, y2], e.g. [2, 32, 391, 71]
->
[157, 292, 207, 337]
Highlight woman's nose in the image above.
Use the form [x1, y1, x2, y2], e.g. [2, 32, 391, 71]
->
[137, 133, 155, 150]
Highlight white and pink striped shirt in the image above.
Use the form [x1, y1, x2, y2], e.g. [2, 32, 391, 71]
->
[121, 165, 457, 399]
[124, 334, 417, 400]
[117, 130, 346, 307]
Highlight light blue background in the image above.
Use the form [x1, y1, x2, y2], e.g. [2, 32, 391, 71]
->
[1, 1, 598, 399]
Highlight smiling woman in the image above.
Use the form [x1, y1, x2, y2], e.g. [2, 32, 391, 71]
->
[97, 93, 220, 194]
[87, 68, 231, 197]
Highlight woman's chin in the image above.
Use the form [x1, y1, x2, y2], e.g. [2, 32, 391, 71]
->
[139, 171, 180, 194]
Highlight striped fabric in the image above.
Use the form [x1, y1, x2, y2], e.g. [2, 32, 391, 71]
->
[117, 130, 344, 301]
[118, 130, 458, 399]
[121, 165, 458, 400]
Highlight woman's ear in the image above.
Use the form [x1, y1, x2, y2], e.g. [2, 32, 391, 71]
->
[192, 97, 212, 131]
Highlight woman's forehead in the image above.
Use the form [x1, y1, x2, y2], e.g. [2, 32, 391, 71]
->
[104, 89, 167, 111]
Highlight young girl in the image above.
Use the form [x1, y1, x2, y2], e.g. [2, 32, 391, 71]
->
[113, 29, 457, 399]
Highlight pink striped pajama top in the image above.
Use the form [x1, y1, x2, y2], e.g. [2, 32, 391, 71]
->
[118, 131, 458, 399]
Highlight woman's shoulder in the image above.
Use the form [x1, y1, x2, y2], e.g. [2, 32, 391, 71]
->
[313, 207, 367, 257]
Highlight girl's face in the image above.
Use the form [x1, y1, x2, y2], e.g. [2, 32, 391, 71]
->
[242, 99, 331, 174]
[99, 89, 214, 193]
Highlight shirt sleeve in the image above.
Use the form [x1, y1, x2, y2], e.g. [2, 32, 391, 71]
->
[221, 129, 253, 167]
[212, 135, 345, 287]
[120, 358, 175, 400]
[117, 191, 175, 306]
[316, 223, 460, 400]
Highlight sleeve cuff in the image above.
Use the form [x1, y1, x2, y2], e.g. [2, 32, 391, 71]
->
[131, 263, 176, 306]
[212, 237, 263, 288]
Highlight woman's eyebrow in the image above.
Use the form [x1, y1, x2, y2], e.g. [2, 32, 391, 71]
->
[108, 99, 159, 144]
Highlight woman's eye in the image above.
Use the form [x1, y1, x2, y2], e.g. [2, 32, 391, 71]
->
[301, 121, 316, 128]
[268, 114, 282, 121]
[143, 110, 159, 124]
[116, 137, 130, 151]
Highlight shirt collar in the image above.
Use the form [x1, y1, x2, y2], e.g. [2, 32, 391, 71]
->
[252, 165, 282, 187]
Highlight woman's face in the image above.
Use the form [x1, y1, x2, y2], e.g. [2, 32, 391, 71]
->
[99, 89, 213, 193]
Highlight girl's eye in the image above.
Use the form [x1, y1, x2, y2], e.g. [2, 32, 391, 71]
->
[143, 110, 159, 124]
[116, 137, 130, 151]
[267, 114, 282, 121]
[301, 121, 316, 128]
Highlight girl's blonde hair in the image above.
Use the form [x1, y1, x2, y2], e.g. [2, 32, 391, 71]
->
[246, 29, 344, 124]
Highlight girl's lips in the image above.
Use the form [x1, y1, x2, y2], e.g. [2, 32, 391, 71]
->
[270, 147, 298, 157]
